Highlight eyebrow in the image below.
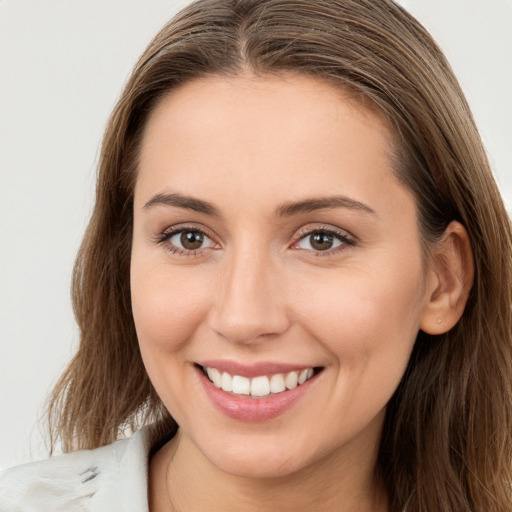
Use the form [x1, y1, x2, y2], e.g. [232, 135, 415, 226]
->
[143, 193, 221, 216]
[275, 196, 377, 217]
[143, 192, 376, 218]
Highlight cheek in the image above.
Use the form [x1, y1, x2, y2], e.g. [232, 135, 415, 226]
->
[290, 263, 425, 438]
[130, 260, 214, 422]
[130, 262, 211, 356]
[292, 259, 425, 372]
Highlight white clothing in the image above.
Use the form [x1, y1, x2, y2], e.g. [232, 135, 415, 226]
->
[0, 425, 156, 512]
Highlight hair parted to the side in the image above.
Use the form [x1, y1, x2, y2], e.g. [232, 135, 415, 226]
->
[46, 0, 512, 510]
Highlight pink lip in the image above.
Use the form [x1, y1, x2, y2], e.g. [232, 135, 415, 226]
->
[194, 364, 320, 422]
[197, 359, 315, 378]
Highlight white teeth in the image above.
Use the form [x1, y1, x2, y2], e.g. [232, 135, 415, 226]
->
[251, 376, 270, 397]
[298, 369, 308, 384]
[205, 366, 316, 397]
[284, 371, 298, 390]
[221, 372, 233, 392]
[232, 375, 250, 395]
[270, 373, 285, 393]
[208, 367, 222, 388]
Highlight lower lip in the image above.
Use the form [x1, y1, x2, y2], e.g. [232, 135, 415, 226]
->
[196, 366, 319, 422]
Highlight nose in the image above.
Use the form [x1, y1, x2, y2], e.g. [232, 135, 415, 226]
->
[208, 248, 290, 345]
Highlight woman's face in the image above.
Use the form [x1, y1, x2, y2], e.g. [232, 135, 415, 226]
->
[131, 74, 432, 478]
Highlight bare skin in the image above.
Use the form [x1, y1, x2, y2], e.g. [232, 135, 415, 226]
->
[131, 73, 473, 511]
[148, 422, 387, 512]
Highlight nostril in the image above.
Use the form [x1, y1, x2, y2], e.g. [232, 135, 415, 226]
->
[211, 322, 286, 346]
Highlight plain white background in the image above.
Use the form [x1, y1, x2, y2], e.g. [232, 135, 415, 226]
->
[1, 0, 511, 469]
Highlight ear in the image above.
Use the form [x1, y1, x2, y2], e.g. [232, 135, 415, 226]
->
[420, 221, 474, 335]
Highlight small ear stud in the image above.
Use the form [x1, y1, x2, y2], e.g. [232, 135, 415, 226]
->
[436, 317, 443, 324]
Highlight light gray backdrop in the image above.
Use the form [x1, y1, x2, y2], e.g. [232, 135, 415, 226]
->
[1, 0, 511, 469]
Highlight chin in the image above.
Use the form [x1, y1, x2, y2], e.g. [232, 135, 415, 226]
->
[195, 432, 326, 480]
[212, 451, 306, 480]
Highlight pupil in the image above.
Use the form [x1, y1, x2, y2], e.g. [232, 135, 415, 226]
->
[181, 231, 203, 250]
[311, 232, 333, 251]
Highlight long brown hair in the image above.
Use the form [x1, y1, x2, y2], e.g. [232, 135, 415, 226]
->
[47, 1, 512, 510]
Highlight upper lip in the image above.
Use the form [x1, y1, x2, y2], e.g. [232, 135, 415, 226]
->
[196, 360, 320, 378]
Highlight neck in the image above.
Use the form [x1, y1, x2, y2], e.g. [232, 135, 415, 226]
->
[149, 429, 389, 512]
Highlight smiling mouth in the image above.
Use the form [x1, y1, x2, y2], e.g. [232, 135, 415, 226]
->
[200, 365, 322, 398]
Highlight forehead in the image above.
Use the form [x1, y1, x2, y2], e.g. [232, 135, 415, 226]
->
[135, 73, 404, 214]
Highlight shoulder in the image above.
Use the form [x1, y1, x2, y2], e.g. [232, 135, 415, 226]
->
[0, 445, 111, 512]
[0, 425, 158, 512]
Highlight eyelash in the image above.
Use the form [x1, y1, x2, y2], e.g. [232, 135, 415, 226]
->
[156, 225, 217, 257]
[292, 225, 356, 256]
[156, 224, 356, 257]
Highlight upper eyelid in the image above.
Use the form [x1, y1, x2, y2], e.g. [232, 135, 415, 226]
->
[161, 223, 218, 241]
[159, 223, 352, 237]
[293, 224, 356, 242]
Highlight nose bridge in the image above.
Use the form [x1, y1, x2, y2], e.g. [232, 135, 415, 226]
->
[210, 241, 288, 344]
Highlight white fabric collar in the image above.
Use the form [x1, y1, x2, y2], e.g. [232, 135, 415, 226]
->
[0, 425, 157, 511]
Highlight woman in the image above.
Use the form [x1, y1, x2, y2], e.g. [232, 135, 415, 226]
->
[1, 0, 511, 510]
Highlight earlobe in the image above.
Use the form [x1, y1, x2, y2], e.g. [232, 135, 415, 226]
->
[420, 221, 474, 335]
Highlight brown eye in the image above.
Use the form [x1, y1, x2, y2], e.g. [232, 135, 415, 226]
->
[296, 229, 347, 252]
[310, 232, 334, 251]
[179, 231, 204, 250]
[166, 229, 215, 253]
